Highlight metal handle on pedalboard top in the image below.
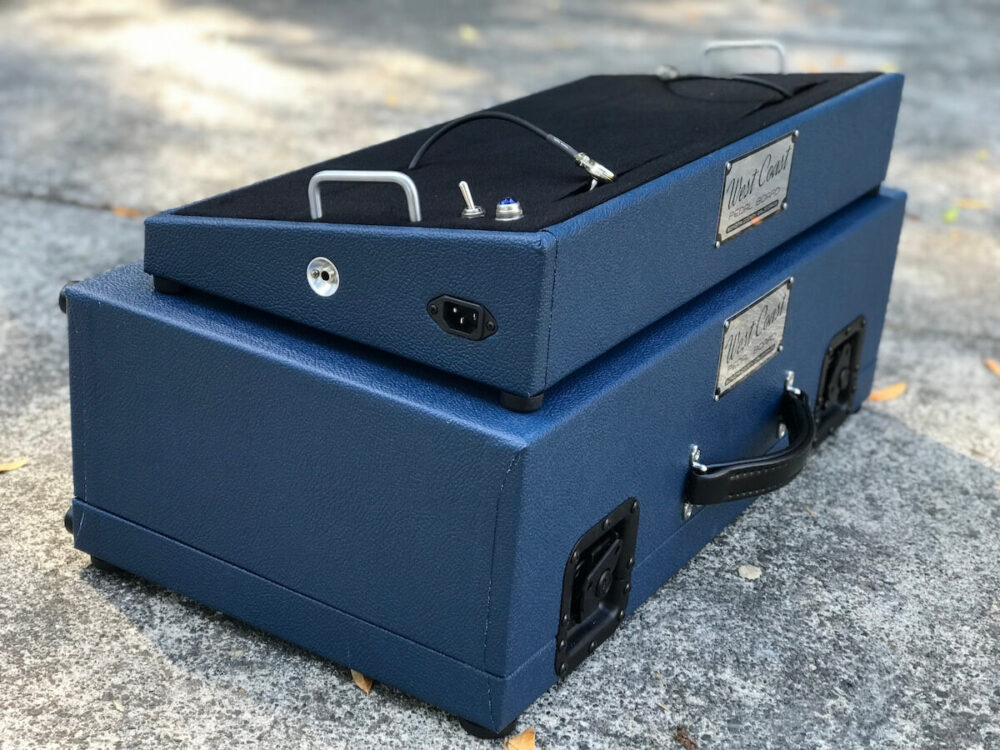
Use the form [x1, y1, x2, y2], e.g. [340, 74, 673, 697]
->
[700, 39, 787, 74]
[684, 371, 815, 506]
[307, 170, 422, 222]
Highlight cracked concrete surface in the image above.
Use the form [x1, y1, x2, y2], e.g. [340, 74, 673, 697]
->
[1, 1, 998, 748]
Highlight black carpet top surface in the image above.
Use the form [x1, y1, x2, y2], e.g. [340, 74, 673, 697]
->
[177, 73, 878, 232]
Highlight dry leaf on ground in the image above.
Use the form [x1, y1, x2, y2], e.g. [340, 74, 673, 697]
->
[504, 727, 535, 750]
[110, 205, 142, 219]
[955, 198, 991, 210]
[868, 382, 907, 402]
[983, 358, 1000, 378]
[671, 725, 698, 750]
[350, 669, 373, 695]
[737, 564, 762, 581]
[940, 198, 989, 222]
[0, 459, 29, 473]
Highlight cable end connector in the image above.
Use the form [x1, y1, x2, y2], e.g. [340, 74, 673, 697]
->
[575, 153, 615, 183]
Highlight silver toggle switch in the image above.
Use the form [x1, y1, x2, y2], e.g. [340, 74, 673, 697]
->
[458, 181, 484, 219]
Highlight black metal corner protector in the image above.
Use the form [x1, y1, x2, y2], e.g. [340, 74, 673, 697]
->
[555, 497, 639, 678]
[814, 315, 866, 444]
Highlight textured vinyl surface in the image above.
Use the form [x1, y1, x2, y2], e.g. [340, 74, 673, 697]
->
[145, 74, 902, 396]
[70, 190, 903, 731]
[5, 2, 998, 746]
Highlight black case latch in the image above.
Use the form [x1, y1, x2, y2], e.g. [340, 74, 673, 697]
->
[556, 497, 639, 678]
[814, 316, 866, 444]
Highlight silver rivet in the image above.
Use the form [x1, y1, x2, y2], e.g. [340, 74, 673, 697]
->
[683, 503, 693, 520]
[306, 257, 339, 297]
[725, 161, 732, 172]
[777, 422, 787, 439]
[714, 240, 722, 249]
[781, 201, 788, 211]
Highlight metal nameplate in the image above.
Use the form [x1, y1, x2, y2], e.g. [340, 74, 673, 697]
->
[716, 132, 796, 245]
[715, 279, 792, 398]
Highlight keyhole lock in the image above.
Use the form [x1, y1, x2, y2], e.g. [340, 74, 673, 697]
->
[307, 257, 340, 297]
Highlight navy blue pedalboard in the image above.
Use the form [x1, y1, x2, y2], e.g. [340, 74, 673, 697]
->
[64, 68, 905, 738]
[144, 71, 902, 407]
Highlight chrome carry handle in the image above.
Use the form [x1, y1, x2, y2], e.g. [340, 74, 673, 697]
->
[700, 39, 787, 75]
[683, 371, 814, 515]
[308, 170, 422, 222]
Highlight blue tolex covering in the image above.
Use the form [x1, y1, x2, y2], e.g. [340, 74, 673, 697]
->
[72, 189, 905, 732]
[144, 74, 903, 397]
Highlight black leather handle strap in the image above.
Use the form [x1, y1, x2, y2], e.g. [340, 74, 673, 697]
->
[685, 387, 816, 505]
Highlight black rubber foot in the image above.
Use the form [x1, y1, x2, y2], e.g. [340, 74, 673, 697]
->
[153, 275, 187, 295]
[458, 717, 518, 740]
[64, 506, 74, 534]
[89, 556, 122, 573]
[499, 391, 544, 413]
[58, 281, 80, 314]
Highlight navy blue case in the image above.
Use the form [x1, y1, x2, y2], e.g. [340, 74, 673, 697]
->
[69, 189, 905, 734]
[143, 73, 903, 399]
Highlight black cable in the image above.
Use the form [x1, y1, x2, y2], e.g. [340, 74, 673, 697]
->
[407, 111, 614, 182]
[408, 111, 578, 170]
[663, 73, 793, 99]
[407, 75, 790, 181]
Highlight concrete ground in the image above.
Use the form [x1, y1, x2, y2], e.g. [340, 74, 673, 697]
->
[1, 1, 998, 748]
